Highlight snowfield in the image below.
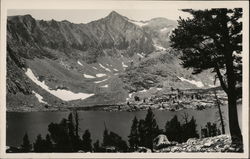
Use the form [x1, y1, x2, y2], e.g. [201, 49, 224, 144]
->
[178, 76, 204, 88]
[83, 74, 96, 79]
[77, 61, 83, 66]
[96, 73, 106, 77]
[128, 20, 148, 27]
[32, 91, 48, 104]
[154, 44, 166, 51]
[94, 79, 108, 84]
[100, 84, 108, 88]
[99, 63, 111, 72]
[137, 53, 144, 58]
[139, 89, 147, 93]
[26, 68, 94, 101]
[113, 68, 118, 71]
[122, 62, 128, 68]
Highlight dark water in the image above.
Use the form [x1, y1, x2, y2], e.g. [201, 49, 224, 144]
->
[6, 105, 242, 147]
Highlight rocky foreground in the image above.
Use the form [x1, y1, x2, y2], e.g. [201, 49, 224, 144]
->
[137, 135, 243, 153]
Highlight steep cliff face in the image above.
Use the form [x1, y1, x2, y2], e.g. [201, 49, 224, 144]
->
[86, 11, 155, 56]
[6, 11, 215, 111]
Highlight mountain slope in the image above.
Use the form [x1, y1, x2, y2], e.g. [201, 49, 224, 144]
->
[6, 11, 216, 111]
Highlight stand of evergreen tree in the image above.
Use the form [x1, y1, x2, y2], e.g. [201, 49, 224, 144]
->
[128, 108, 162, 151]
[165, 115, 199, 143]
[102, 127, 128, 152]
[18, 110, 202, 153]
[201, 122, 221, 138]
[33, 134, 53, 152]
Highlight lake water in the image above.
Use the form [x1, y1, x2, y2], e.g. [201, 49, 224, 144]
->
[6, 105, 242, 147]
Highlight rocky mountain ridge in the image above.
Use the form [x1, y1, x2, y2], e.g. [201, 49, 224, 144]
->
[6, 11, 216, 111]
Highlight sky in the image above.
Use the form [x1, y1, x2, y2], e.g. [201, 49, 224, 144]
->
[7, 9, 192, 24]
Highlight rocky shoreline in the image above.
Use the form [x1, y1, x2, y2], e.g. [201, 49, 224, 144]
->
[135, 134, 243, 153]
[7, 102, 220, 112]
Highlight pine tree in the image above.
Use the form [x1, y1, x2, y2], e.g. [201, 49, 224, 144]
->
[45, 134, 53, 152]
[138, 119, 146, 147]
[93, 140, 101, 152]
[143, 108, 160, 150]
[102, 126, 110, 147]
[184, 117, 199, 140]
[82, 129, 92, 152]
[165, 115, 182, 142]
[128, 116, 139, 150]
[48, 118, 72, 152]
[21, 133, 32, 152]
[170, 8, 242, 144]
[67, 112, 81, 151]
[33, 134, 43, 152]
[214, 90, 225, 134]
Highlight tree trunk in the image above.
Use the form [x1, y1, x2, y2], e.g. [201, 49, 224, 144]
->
[214, 91, 225, 134]
[227, 89, 242, 143]
[225, 53, 242, 145]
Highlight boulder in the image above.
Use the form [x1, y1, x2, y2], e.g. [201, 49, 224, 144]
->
[186, 138, 197, 145]
[137, 147, 152, 153]
[153, 134, 171, 150]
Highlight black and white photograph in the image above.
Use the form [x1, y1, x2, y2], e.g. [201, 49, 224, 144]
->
[0, 0, 249, 158]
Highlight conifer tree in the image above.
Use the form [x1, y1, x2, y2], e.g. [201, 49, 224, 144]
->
[128, 116, 139, 150]
[21, 133, 32, 152]
[45, 134, 53, 152]
[143, 108, 160, 150]
[33, 134, 44, 152]
[170, 8, 243, 143]
[93, 140, 101, 152]
[82, 129, 92, 152]
[165, 115, 182, 142]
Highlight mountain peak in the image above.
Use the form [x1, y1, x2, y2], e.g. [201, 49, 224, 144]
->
[108, 11, 121, 16]
[106, 11, 125, 20]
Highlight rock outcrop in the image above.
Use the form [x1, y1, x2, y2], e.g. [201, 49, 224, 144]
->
[156, 135, 242, 153]
[153, 134, 171, 150]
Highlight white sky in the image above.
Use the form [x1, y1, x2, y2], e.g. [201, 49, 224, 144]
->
[7, 9, 192, 24]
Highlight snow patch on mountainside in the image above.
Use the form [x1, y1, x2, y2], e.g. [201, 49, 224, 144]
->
[77, 61, 83, 66]
[178, 76, 204, 88]
[94, 79, 108, 84]
[96, 73, 106, 77]
[139, 89, 147, 93]
[154, 44, 166, 51]
[122, 62, 128, 68]
[100, 84, 108, 88]
[83, 74, 96, 79]
[32, 91, 48, 104]
[128, 20, 148, 27]
[99, 63, 111, 72]
[25, 68, 94, 101]
[113, 68, 118, 71]
[137, 53, 144, 58]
